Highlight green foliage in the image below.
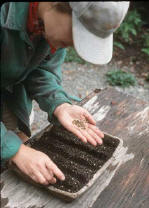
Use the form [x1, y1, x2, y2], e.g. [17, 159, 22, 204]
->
[146, 73, 149, 82]
[113, 41, 125, 50]
[142, 48, 149, 56]
[65, 47, 87, 64]
[133, 1, 149, 22]
[115, 9, 143, 43]
[141, 30, 149, 57]
[105, 70, 137, 88]
[114, 8, 149, 58]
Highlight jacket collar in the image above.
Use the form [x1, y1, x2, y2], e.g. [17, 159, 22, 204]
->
[1, 3, 57, 52]
[1, 2, 29, 31]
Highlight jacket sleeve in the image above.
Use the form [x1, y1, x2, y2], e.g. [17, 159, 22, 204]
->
[1, 122, 22, 160]
[1, 6, 23, 161]
[24, 48, 72, 122]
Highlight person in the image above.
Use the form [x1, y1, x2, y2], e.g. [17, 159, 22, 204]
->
[1, 2, 129, 185]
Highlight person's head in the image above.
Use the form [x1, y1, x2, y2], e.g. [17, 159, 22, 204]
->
[38, 2, 73, 49]
[38, 2, 130, 65]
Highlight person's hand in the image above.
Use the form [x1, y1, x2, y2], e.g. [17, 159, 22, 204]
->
[10, 144, 65, 185]
[54, 103, 104, 146]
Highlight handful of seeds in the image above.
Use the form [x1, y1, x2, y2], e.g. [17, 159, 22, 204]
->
[72, 119, 88, 130]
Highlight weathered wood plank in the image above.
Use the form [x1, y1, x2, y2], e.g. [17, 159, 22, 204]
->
[1, 87, 149, 208]
[86, 87, 149, 208]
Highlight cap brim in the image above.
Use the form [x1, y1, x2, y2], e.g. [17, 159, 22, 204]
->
[72, 12, 113, 65]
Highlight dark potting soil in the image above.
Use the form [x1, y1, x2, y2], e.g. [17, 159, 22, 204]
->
[30, 125, 119, 193]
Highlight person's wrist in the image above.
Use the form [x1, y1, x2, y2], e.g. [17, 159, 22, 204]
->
[9, 144, 25, 165]
[54, 103, 71, 117]
[16, 132, 29, 143]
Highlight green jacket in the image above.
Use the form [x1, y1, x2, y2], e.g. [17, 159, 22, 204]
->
[1, 2, 74, 161]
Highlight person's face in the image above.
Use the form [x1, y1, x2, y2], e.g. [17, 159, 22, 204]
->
[43, 9, 73, 49]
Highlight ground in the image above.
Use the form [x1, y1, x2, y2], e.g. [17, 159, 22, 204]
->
[31, 44, 149, 136]
[113, 42, 149, 79]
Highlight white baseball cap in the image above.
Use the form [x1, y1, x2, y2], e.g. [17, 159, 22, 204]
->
[69, 2, 130, 65]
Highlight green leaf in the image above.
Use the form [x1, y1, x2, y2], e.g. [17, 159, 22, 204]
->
[141, 48, 149, 56]
[105, 70, 137, 88]
[114, 41, 125, 50]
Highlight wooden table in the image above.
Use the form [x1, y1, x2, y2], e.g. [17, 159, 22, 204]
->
[1, 87, 149, 208]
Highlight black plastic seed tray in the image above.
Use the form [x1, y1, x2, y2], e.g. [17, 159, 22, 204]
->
[10, 124, 123, 202]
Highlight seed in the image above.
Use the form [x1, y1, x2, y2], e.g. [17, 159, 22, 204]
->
[72, 119, 86, 129]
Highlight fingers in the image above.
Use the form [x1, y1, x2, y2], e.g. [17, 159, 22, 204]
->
[73, 128, 88, 143]
[21, 163, 56, 185]
[70, 118, 104, 146]
[26, 161, 64, 185]
[87, 123, 104, 139]
[34, 158, 65, 185]
[84, 125, 103, 145]
[46, 159, 65, 181]
[69, 122, 102, 146]
[12, 145, 65, 186]
[65, 123, 88, 144]
[71, 121, 104, 146]
[38, 165, 57, 185]
[79, 129, 98, 146]
[29, 170, 49, 185]
[82, 111, 104, 145]
[83, 110, 96, 125]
